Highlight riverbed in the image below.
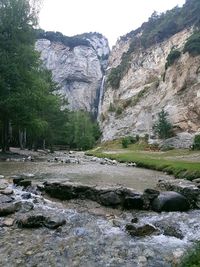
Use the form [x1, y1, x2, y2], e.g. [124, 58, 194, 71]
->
[0, 150, 200, 266]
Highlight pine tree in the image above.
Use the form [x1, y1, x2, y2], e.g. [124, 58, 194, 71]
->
[153, 109, 173, 139]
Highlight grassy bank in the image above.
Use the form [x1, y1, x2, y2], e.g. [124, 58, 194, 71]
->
[87, 141, 200, 180]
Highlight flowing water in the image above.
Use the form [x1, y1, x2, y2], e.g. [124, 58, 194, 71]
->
[0, 151, 200, 266]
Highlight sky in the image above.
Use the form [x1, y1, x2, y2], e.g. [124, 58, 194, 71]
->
[39, 0, 186, 47]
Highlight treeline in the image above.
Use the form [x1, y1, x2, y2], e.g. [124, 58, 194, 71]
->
[37, 30, 91, 49]
[0, 0, 101, 152]
[108, 0, 200, 89]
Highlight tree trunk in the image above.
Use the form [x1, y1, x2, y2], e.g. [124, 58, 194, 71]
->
[2, 119, 10, 152]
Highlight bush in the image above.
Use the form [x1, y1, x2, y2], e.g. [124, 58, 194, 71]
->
[122, 138, 129, 148]
[183, 31, 200, 56]
[192, 135, 200, 150]
[165, 49, 181, 69]
[179, 242, 200, 267]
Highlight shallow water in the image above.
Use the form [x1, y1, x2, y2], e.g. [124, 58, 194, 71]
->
[0, 186, 200, 267]
[0, 152, 172, 192]
[0, 152, 199, 266]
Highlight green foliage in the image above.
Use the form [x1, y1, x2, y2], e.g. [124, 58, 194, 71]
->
[122, 136, 138, 148]
[165, 49, 181, 69]
[64, 111, 101, 150]
[116, 106, 123, 116]
[153, 109, 173, 139]
[37, 31, 91, 49]
[183, 31, 200, 56]
[122, 138, 129, 148]
[107, 67, 122, 89]
[179, 242, 200, 267]
[192, 135, 200, 150]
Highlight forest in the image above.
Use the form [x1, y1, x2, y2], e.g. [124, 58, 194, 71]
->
[0, 0, 100, 152]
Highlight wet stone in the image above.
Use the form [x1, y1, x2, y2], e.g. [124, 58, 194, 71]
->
[3, 218, 14, 227]
[0, 195, 13, 204]
[0, 189, 13, 195]
[126, 223, 158, 237]
[0, 203, 18, 216]
[123, 195, 144, 210]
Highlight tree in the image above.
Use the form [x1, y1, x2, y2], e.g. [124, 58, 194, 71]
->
[0, 0, 68, 152]
[64, 111, 101, 150]
[0, 0, 41, 151]
[153, 109, 173, 139]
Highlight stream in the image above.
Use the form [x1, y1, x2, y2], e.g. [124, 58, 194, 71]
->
[0, 151, 200, 266]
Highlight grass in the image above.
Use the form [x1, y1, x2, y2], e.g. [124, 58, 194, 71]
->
[179, 242, 200, 267]
[87, 140, 200, 180]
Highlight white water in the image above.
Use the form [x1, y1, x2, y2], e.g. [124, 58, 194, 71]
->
[98, 75, 106, 117]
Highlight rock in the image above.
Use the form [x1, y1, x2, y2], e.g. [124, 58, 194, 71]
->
[157, 179, 200, 208]
[0, 195, 13, 204]
[154, 221, 184, 239]
[123, 195, 144, 209]
[18, 180, 32, 187]
[112, 219, 124, 228]
[0, 203, 18, 216]
[192, 178, 200, 184]
[3, 218, 14, 227]
[99, 191, 121, 206]
[16, 214, 47, 228]
[0, 189, 13, 195]
[35, 33, 109, 114]
[21, 192, 31, 199]
[16, 213, 66, 229]
[152, 191, 190, 212]
[137, 256, 147, 266]
[131, 217, 139, 223]
[0, 175, 5, 179]
[0, 179, 9, 190]
[13, 177, 24, 186]
[17, 201, 34, 213]
[172, 249, 184, 265]
[125, 223, 158, 237]
[44, 216, 66, 229]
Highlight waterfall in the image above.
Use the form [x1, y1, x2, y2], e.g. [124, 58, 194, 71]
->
[98, 75, 106, 118]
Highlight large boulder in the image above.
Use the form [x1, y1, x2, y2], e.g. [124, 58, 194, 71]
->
[99, 191, 121, 206]
[152, 191, 190, 212]
[157, 179, 200, 208]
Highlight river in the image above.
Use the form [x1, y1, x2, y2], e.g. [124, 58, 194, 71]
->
[0, 151, 200, 266]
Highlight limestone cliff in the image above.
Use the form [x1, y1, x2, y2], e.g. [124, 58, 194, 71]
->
[100, 28, 200, 142]
[36, 32, 110, 115]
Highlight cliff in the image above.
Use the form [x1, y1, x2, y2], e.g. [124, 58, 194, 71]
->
[36, 32, 110, 115]
[100, 30, 200, 143]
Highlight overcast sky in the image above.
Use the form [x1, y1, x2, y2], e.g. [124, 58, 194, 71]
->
[39, 0, 186, 47]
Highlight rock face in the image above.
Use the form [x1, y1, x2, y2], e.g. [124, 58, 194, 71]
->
[36, 32, 110, 115]
[100, 28, 200, 143]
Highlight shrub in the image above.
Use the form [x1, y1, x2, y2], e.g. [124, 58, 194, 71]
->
[116, 106, 123, 116]
[192, 135, 200, 150]
[122, 138, 129, 148]
[183, 31, 200, 56]
[165, 49, 181, 69]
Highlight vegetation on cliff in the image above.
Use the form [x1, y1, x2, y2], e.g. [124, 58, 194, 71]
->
[37, 30, 92, 49]
[108, 0, 200, 89]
